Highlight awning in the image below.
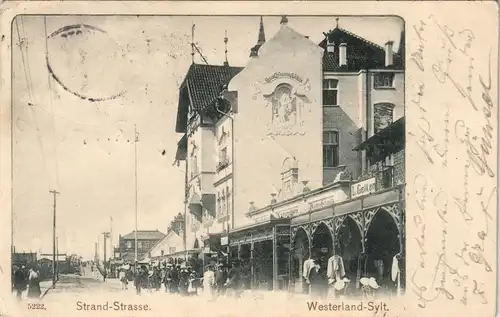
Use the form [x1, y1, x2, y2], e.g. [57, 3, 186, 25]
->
[188, 192, 201, 206]
[201, 193, 216, 216]
[188, 193, 216, 218]
[353, 117, 405, 151]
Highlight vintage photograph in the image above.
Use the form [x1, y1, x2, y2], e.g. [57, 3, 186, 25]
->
[11, 14, 405, 303]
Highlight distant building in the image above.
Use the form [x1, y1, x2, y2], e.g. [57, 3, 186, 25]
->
[118, 230, 166, 263]
[147, 231, 184, 260]
[12, 252, 37, 266]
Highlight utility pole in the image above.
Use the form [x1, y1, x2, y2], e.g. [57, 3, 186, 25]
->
[102, 232, 110, 280]
[49, 189, 60, 287]
[56, 237, 59, 281]
[134, 125, 139, 272]
[110, 217, 113, 260]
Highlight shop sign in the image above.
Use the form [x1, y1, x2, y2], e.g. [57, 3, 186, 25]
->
[308, 197, 334, 211]
[264, 72, 304, 84]
[351, 177, 376, 198]
[221, 236, 229, 246]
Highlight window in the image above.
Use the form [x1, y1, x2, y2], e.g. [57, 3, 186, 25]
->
[373, 103, 394, 134]
[382, 167, 394, 188]
[221, 189, 226, 217]
[126, 241, 132, 249]
[217, 192, 222, 217]
[190, 155, 198, 178]
[323, 131, 339, 167]
[137, 241, 143, 249]
[374, 72, 395, 89]
[323, 79, 339, 106]
[143, 241, 149, 249]
[220, 147, 228, 163]
[226, 187, 231, 215]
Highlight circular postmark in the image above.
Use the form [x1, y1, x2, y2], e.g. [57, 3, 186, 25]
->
[46, 24, 127, 102]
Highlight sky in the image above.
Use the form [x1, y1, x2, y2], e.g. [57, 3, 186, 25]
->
[12, 15, 403, 260]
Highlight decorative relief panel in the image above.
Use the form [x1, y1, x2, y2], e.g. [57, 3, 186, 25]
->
[334, 215, 347, 235]
[381, 203, 402, 232]
[348, 212, 364, 236]
[290, 225, 311, 247]
[363, 207, 380, 237]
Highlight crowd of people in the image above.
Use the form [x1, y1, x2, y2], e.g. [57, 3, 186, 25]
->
[12, 265, 43, 300]
[116, 260, 244, 300]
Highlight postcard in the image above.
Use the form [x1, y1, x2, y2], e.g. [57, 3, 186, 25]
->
[0, 1, 497, 317]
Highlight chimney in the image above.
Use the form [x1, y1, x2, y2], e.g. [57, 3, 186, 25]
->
[385, 41, 394, 66]
[249, 46, 258, 58]
[339, 43, 347, 66]
[326, 39, 335, 53]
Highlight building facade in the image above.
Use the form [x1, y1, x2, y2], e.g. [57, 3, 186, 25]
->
[174, 16, 405, 294]
[118, 230, 166, 263]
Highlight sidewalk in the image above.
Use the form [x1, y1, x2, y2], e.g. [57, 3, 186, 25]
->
[12, 279, 54, 300]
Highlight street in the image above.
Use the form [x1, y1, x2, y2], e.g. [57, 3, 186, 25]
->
[9, 273, 308, 317]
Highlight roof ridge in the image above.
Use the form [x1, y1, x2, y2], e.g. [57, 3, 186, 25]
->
[337, 27, 385, 51]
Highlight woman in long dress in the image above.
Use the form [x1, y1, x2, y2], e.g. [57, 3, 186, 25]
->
[27, 267, 41, 299]
[202, 265, 215, 300]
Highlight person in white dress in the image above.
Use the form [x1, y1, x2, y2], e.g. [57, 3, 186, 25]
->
[202, 265, 215, 300]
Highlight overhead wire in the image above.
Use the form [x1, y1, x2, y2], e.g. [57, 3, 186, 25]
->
[15, 17, 50, 188]
[44, 16, 60, 188]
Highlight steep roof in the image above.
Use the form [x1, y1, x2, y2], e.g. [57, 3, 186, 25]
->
[122, 230, 166, 240]
[319, 27, 404, 71]
[175, 63, 243, 133]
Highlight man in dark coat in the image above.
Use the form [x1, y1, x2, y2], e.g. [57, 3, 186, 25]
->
[13, 266, 27, 300]
[226, 261, 242, 298]
[169, 265, 180, 293]
[178, 266, 190, 296]
[308, 258, 328, 299]
[134, 266, 146, 295]
[214, 263, 227, 297]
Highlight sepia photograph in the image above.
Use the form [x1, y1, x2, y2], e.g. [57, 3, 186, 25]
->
[11, 14, 406, 306]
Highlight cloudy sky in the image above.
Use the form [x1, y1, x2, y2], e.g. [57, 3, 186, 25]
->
[12, 15, 402, 260]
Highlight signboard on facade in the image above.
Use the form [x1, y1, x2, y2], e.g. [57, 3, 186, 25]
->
[351, 177, 376, 198]
[308, 197, 335, 211]
[221, 236, 228, 246]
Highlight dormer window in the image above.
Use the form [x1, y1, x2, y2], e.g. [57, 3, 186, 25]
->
[374, 72, 395, 89]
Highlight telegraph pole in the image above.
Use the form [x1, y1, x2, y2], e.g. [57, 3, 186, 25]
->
[49, 190, 60, 286]
[134, 125, 139, 272]
[102, 232, 110, 280]
[56, 237, 59, 281]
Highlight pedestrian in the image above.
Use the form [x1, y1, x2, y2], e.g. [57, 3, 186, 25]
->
[202, 265, 215, 300]
[178, 265, 190, 296]
[214, 263, 227, 298]
[226, 260, 242, 298]
[119, 269, 128, 290]
[187, 270, 198, 296]
[27, 266, 41, 299]
[308, 258, 328, 300]
[169, 265, 180, 293]
[13, 265, 27, 300]
[134, 267, 143, 295]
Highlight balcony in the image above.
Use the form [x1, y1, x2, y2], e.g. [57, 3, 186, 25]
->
[216, 159, 230, 172]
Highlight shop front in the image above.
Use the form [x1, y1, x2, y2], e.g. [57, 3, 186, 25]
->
[290, 185, 405, 296]
[226, 217, 290, 291]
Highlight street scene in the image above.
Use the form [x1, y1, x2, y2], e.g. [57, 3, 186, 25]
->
[11, 14, 406, 309]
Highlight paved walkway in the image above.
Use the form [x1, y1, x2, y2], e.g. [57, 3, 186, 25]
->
[12, 279, 54, 300]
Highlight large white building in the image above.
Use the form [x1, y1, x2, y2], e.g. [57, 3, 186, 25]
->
[174, 16, 405, 293]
